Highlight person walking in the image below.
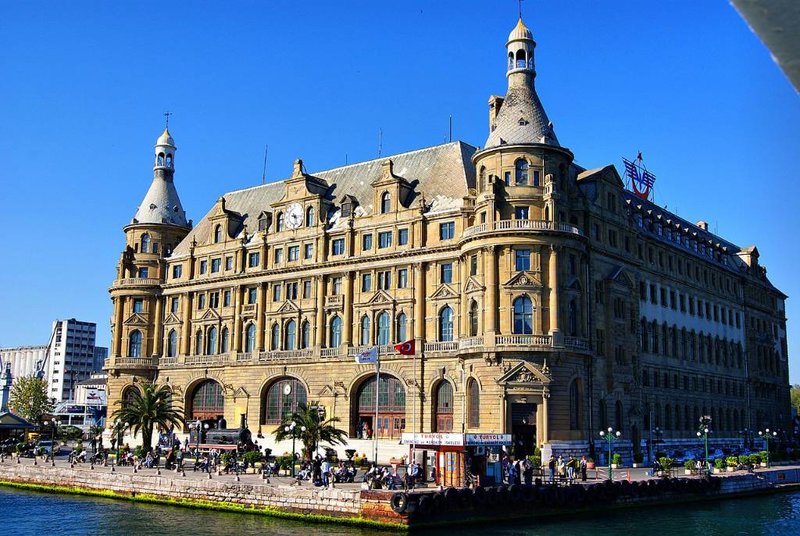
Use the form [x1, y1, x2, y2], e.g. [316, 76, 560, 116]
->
[566, 456, 576, 483]
[321, 458, 331, 489]
[579, 455, 588, 482]
[547, 455, 555, 483]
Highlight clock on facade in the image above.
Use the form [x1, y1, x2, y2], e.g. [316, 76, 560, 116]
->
[286, 203, 303, 229]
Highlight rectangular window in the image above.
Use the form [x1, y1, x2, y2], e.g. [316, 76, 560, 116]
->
[332, 277, 342, 295]
[132, 298, 143, 313]
[660, 288, 667, 307]
[362, 234, 373, 251]
[398, 268, 408, 288]
[515, 249, 531, 271]
[639, 281, 647, 301]
[288, 246, 299, 262]
[378, 270, 391, 290]
[592, 224, 601, 240]
[273, 248, 283, 264]
[286, 282, 298, 300]
[138, 267, 149, 278]
[470, 254, 478, 276]
[209, 292, 219, 309]
[679, 294, 686, 312]
[198, 294, 206, 310]
[172, 265, 182, 279]
[211, 258, 221, 273]
[248, 287, 257, 304]
[441, 263, 453, 284]
[689, 297, 696, 315]
[624, 236, 631, 253]
[223, 290, 231, 307]
[248, 252, 260, 268]
[332, 238, 345, 256]
[304, 243, 313, 259]
[362, 273, 372, 292]
[439, 222, 455, 240]
[514, 206, 529, 219]
[378, 231, 392, 248]
[398, 228, 409, 246]
[303, 280, 312, 299]
[170, 297, 179, 313]
[199, 260, 207, 274]
[272, 284, 281, 302]
[225, 256, 233, 270]
[649, 284, 657, 304]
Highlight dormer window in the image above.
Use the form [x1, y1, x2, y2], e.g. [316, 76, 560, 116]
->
[380, 192, 391, 214]
[276, 212, 284, 232]
[306, 206, 315, 227]
[214, 224, 222, 243]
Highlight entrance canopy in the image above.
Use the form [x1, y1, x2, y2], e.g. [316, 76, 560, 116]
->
[0, 411, 36, 431]
[400, 432, 512, 447]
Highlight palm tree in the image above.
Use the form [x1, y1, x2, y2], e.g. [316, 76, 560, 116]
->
[273, 401, 348, 460]
[110, 383, 183, 454]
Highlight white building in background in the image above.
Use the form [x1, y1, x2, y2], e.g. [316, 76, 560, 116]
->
[46, 319, 108, 402]
[0, 345, 48, 382]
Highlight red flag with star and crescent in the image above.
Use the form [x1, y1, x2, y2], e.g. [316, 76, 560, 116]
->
[394, 340, 415, 355]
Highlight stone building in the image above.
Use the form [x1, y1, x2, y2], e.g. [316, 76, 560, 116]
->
[105, 17, 790, 463]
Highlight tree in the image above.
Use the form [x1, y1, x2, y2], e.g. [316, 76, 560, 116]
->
[8, 376, 52, 423]
[791, 384, 800, 414]
[110, 383, 183, 454]
[272, 401, 348, 460]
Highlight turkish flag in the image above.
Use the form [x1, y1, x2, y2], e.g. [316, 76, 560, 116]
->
[394, 340, 415, 355]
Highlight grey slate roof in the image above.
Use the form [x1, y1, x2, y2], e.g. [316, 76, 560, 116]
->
[485, 85, 560, 148]
[171, 141, 477, 257]
[133, 171, 190, 227]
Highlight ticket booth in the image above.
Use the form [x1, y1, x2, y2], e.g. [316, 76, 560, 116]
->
[401, 433, 466, 487]
[465, 434, 512, 487]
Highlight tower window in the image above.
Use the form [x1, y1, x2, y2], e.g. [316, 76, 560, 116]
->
[141, 233, 150, 253]
[514, 159, 529, 185]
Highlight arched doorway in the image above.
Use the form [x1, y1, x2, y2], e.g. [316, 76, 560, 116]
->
[354, 375, 405, 439]
[434, 381, 454, 432]
[189, 379, 225, 422]
[260, 378, 307, 425]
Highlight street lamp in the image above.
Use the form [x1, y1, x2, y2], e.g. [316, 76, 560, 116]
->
[696, 415, 712, 476]
[114, 420, 129, 467]
[284, 421, 306, 477]
[599, 427, 621, 481]
[758, 428, 777, 467]
[49, 419, 58, 466]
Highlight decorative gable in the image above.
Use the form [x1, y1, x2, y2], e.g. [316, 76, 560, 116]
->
[123, 313, 149, 326]
[163, 312, 182, 326]
[503, 271, 542, 289]
[198, 308, 221, 322]
[464, 276, 485, 294]
[233, 386, 250, 399]
[276, 300, 300, 315]
[366, 290, 394, 306]
[430, 284, 457, 300]
[497, 361, 551, 386]
[606, 266, 634, 289]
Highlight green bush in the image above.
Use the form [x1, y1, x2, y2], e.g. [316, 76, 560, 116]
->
[242, 450, 263, 467]
[738, 455, 749, 465]
[133, 445, 144, 459]
[759, 451, 769, 461]
[714, 458, 724, 469]
[684, 460, 695, 470]
[659, 457, 674, 470]
[527, 454, 541, 468]
[15, 442, 25, 453]
[276, 455, 292, 470]
[220, 452, 234, 467]
[612, 453, 622, 466]
[748, 453, 761, 465]
[726, 456, 738, 467]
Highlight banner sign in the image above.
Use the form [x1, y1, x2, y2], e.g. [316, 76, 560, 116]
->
[465, 433, 512, 446]
[400, 433, 463, 446]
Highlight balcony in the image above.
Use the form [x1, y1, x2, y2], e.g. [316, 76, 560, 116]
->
[424, 341, 459, 353]
[325, 295, 343, 309]
[461, 219, 581, 240]
[321, 346, 344, 358]
[105, 356, 159, 368]
[184, 353, 233, 366]
[258, 349, 314, 362]
[348, 345, 398, 358]
[564, 336, 590, 352]
[112, 278, 161, 288]
[241, 304, 256, 315]
[495, 334, 553, 349]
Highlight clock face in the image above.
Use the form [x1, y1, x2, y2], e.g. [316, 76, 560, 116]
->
[286, 203, 303, 229]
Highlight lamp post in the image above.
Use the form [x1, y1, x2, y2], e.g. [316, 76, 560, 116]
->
[758, 428, 777, 467]
[284, 421, 306, 478]
[49, 419, 58, 466]
[652, 426, 663, 455]
[696, 415, 712, 476]
[599, 427, 621, 481]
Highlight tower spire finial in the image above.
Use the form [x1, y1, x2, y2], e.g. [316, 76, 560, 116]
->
[164, 111, 172, 129]
[518, 0, 523, 19]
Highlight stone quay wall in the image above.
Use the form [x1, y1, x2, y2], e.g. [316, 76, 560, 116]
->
[0, 462, 405, 527]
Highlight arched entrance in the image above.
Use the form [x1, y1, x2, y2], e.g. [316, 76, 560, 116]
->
[188, 379, 225, 422]
[354, 375, 405, 439]
[433, 381, 454, 432]
[260, 377, 307, 425]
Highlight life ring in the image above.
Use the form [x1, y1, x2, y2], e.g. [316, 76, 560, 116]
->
[390, 492, 409, 514]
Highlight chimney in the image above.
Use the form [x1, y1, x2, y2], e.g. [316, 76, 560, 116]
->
[696, 221, 709, 231]
[488, 96, 504, 133]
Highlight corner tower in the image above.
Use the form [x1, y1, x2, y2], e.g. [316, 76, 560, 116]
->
[107, 127, 192, 387]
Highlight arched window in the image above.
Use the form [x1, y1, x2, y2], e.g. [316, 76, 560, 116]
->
[469, 301, 479, 337]
[214, 225, 222, 243]
[141, 233, 150, 253]
[515, 49, 526, 68]
[513, 296, 533, 334]
[276, 212, 284, 232]
[330, 316, 342, 347]
[377, 312, 390, 345]
[220, 327, 229, 353]
[569, 379, 581, 430]
[467, 378, 480, 428]
[121, 386, 139, 407]
[245, 323, 256, 352]
[356, 375, 405, 439]
[165, 153, 173, 167]
[157, 153, 165, 166]
[360, 315, 371, 345]
[128, 330, 142, 357]
[434, 381, 454, 432]
[568, 299, 578, 336]
[271, 323, 280, 350]
[305, 206, 315, 227]
[285, 320, 296, 351]
[664, 404, 672, 429]
[380, 192, 391, 214]
[190, 380, 224, 420]
[206, 326, 218, 355]
[396, 313, 407, 343]
[615, 400, 624, 431]
[640, 318, 648, 352]
[479, 166, 486, 190]
[675, 405, 682, 431]
[195, 330, 203, 355]
[300, 321, 310, 349]
[514, 159, 529, 185]
[166, 329, 178, 358]
[438, 306, 454, 342]
[261, 377, 307, 424]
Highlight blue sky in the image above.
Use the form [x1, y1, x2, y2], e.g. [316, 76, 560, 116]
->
[0, 2, 798, 379]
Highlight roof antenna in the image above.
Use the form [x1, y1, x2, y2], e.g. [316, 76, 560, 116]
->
[164, 111, 172, 129]
[449, 114, 453, 142]
[518, 0, 524, 18]
[261, 144, 269, 185]
[378, 128, 383, 157]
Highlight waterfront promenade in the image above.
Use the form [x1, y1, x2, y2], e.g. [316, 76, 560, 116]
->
[2, 454, 800, 530]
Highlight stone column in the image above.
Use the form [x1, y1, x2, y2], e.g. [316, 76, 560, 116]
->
[233, 286, 242, 352]
[255, 283, 266, 351]
[343, 272, 353, 346]
[152, 296, 163, 356]
[542, 389, 550, 444]
[414, 262, 426, 339]
[113, 297, 124, 357]
[548, 245, 561, 344]
[180, 292, 193, 355]
[485, 246, 497, 337]
[315, 275, 325, 348]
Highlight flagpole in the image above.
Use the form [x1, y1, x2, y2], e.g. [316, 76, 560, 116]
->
[411, 345, 417, 466]
[373, 355, 380, 464]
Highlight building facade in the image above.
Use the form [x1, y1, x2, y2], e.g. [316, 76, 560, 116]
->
[105, 18, 790, 462]
[46, 319, 106, 402]
[0, 345, 48, 384]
